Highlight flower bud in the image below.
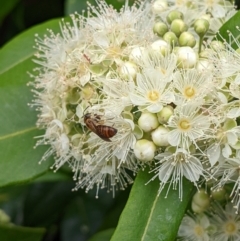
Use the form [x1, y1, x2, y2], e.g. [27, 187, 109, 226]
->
[200, 14, 211, 22]
[194, 19, 210, 37]
[179, 32, 196, 47]
[81, 84, 95, 100]
[138, 112, 159, 132]
[157, 105, 173, 124]
[153, 21, 168, 37]
[152, 0, 168, 14]
[196, 59, 214, 72]
[176, 46, 198, 68]
[151, 126, 170, 146]
[171, 19, 188, 37]
[119, 61, 138, 80]
[134, 139, 156, 161]
[129, 47, 146, 61]
[210, 40, 225, 52]
[167, 10, 183, 24]
[163, 31, 178, 47]
[89, 64, 108, 76]
[192, 189, 210, 213]
[211, 188, 227, 202]
[151, 39, 171, 55]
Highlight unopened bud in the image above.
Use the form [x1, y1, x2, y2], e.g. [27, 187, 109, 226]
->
[119, 61, 138, 80]
[138, 112, 159, 132]
[153, 21, 168, 37]
[134, 139, 156, 161]
[211, 188, 227, 202]
[192, 189, 210, 213]
[151, 39, 171, 55]
[151, 126, 169, 146]
[157, 105, 173, 124]
[171, 19, 188, 37]
[176, 46, 198, 68]
[167, 10, 183, 24]
[152, 0, 168, 14]
[163, 31, 178, 46]
[210, 40, 225, 52]
[194, 19, 210, 37]
[179, 32, 196, 47]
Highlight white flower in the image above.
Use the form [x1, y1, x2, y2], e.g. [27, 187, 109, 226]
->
[212, 151, 240, 214]
[152, 148, 206, 200]
[178, 213, 211, 241]
[210, 202, 240, 240]
[167, 104, 215, 149]
[130, 69, 175, 113]
[172, 69, 214, 105]
[198, 0, 235, 18]
[136, 49, 177, 81]
[73, 155, 135, 198]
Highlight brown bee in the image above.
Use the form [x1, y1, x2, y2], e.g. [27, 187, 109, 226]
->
[83, 113, 117, 142]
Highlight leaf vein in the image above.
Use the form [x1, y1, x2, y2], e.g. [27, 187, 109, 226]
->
[141, 193, 159, 241]
[0, 126, 37, 140]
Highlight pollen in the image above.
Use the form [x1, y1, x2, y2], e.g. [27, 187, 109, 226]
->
[147, 90, 160, 102]
[194, 225, 204, 236]
[224, 221, 237, 235]
[178, 119, 191, 130]
[184, 86, 195, 99]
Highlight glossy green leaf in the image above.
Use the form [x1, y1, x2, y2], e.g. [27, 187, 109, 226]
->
[217, 10, 240, 49]
[89, 228, 115, 241]
[0, 19, 66, 188]
[111, 169, 194, 241]
[0, 224, 45, 241]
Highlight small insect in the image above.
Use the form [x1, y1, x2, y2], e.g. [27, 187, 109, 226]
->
[83, 113, 117, 142]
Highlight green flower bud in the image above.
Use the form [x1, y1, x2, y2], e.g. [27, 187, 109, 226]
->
[179, 31, 196, 47]
[211, 188, 227, 202]
[167, 10, 183, 24]
[192, 189, 210, 213]
[171, 19, 188, 37]
[134, 139, 156, 162]
[153, 21, 168, 37]
[89, 64, 108, 76]
[163, 31, 178, 46]
[157, 105, 173, 124]
[194, 19, 210, 37]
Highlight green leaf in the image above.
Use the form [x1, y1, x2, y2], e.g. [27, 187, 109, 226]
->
[89, 228, 115, 241]
[0, 19, 65, 188]
[217, 10, 240, 49]
[0, 224, 45, 241]
[111, 169, 194, 241]
[64, 0, 96, 15]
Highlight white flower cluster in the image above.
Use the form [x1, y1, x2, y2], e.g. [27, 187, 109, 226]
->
[178, 190, 240, 241]
[31, 0, 240, 212]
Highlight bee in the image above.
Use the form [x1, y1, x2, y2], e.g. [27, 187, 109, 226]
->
[83, 113, 117, 142]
